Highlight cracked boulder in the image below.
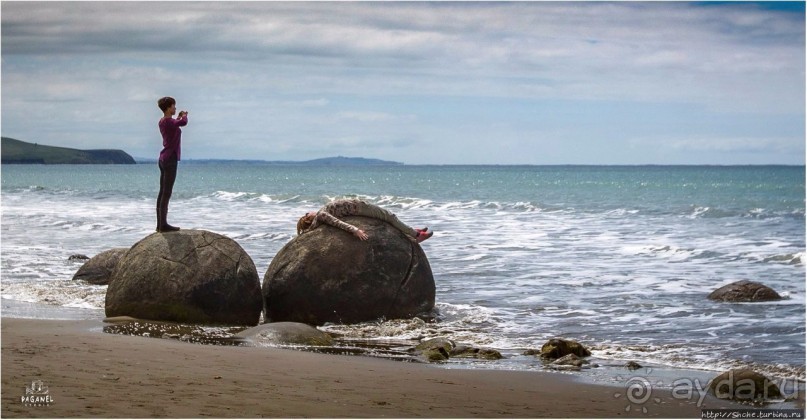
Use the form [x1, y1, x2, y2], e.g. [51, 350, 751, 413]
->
[263, 216, 434, 325]
[105, 229, 262, 325]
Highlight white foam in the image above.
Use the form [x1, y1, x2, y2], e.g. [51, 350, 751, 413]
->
[2, 170, 803, 380]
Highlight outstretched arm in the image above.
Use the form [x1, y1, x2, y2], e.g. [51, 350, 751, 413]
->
[166, 114, 188, 127]
[316, 212, 368, 240]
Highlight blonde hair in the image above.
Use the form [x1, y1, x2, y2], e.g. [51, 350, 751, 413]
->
[297, 214, 315, 235]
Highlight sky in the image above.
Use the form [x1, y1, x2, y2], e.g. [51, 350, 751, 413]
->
[1, 1, 805, 165]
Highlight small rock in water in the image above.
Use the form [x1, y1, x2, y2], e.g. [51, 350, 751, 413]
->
[540, 338, 591, 359]
[68, 254, 90, 261]
[450, 345, 504, 360]
[414, 337, 454, 362]
[625, 361, 643, 370]
[551, 354, 589, 368]
[707, 280, 782, 302]
[235, 322, 334, 346]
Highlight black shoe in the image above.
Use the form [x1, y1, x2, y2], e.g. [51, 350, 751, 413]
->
[158, 224, 180, 232]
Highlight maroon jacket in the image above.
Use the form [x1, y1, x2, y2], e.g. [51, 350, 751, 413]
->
[158, 115, 188, 162]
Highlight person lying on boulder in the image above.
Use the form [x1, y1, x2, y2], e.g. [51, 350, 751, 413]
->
[297, 198, 433, 243]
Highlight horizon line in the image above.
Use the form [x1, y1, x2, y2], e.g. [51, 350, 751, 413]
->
[134, 158, 805, 167]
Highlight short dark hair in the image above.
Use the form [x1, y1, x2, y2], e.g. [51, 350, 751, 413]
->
[157, 97, 175, 112]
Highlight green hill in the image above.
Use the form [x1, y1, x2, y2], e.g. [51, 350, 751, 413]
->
[1, 137, 136, 164]
[137, 155, 405, 165]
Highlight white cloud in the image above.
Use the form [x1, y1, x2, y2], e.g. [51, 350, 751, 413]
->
[284, 99, 330, 108]
[335, 111, 415, 123]
[1, 2, 803, 164]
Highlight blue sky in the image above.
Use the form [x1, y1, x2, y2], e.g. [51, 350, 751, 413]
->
[2, 1, 804, 165]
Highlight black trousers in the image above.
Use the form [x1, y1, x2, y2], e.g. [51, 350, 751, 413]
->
[156, 158, 178, 229]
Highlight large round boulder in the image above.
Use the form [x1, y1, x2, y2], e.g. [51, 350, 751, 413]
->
[73, 248, 129, 285]
[106, 229, 262, 325]
[263, 216, 435, 325]
[708, 280, 782, 302]
[708, 369, 782, 402]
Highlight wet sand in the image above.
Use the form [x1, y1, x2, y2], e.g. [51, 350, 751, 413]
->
[2, 317, 752, 418]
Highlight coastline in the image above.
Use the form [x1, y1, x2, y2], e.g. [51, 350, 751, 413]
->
[3, 314, 792, 418]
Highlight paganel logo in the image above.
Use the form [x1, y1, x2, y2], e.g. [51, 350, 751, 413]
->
[21, 379, 54, 407]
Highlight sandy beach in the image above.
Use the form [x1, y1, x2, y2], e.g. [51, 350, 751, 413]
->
[1, 317, 766, 418]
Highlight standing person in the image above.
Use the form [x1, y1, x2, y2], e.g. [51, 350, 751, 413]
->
[297, 198, 433, 242]
[156, 96, 188, 232]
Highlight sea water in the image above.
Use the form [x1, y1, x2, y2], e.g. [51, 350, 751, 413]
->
[1, 164, 804, 382]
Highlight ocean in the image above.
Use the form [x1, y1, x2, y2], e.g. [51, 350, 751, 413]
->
[2, 163, 804, 383]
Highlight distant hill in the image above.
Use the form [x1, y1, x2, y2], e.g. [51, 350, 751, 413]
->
[1, 137, 136, 164]
[135, 155, 403, 165]
[295, 156, 402, 166]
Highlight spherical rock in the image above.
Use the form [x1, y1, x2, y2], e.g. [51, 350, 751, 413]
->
[105, 230, 262, 325]
[262, 216, 435, 325]
[73, 248, 128, 285]
[708, 369, 782, 402]
[234, 322, 334, 346]
[708, 280, 782, 302]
